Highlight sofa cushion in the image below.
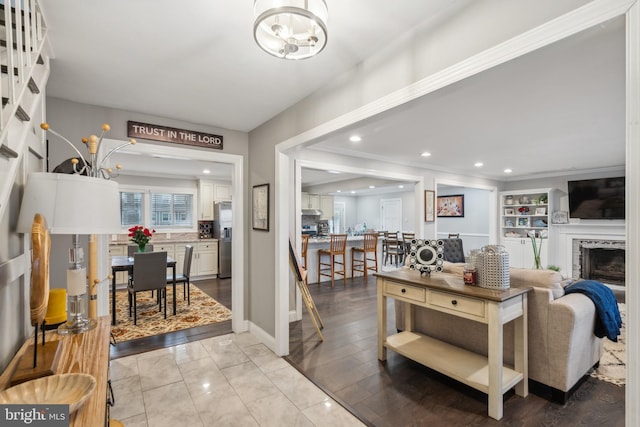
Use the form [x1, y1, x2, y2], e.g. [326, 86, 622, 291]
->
[510, 268, 565, 299]
[442, 261, 465, 276]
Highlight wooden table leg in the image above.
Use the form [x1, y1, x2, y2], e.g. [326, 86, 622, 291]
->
[487, 302, 503, 420]
[377, 278, 387, 361]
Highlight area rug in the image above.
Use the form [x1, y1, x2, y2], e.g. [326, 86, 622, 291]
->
[110, 284, 232, 343]
[590, 302, 625, 386]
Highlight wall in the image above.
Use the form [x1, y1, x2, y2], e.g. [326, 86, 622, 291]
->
[436, 186, 492, 252]
[355, 191, 415, 232]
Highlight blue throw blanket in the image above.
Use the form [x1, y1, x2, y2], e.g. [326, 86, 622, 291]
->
[564, 280, 622, 341]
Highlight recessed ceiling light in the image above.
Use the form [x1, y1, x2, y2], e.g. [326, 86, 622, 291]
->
[369, 185, 375, 189]
[327, 170, 341, 174]
[349, 135, 362, 142]
[398, 185, 404, 189]
[421, 151, 432, 157]
[336, 190, 341, 193]
[351, 190, 356, 194]
[504, 168, 513, 173]
[203, 169, 210, 174]
[474, 162, 483, 168]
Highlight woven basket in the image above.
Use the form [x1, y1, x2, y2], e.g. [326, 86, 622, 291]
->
[476, 245, 510, 289]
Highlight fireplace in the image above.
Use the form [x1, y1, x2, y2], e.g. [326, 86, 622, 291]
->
[573, 240, 626, 287]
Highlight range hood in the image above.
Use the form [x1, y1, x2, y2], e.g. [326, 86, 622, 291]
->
[301, 208, 323, 216]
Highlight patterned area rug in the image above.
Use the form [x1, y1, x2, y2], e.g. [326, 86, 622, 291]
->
[110, 284, 232, 342]
[590, 302, 625, 386]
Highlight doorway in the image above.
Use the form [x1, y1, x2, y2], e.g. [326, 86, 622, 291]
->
[380, 198, 402, 232]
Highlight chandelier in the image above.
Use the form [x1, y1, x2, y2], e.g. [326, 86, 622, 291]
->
[253, 0, 328, 60]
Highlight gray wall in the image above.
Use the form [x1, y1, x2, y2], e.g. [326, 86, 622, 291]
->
[436, 186, 492, 252]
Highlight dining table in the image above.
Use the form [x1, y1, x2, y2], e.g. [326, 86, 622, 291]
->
[111, 255, 176, 326]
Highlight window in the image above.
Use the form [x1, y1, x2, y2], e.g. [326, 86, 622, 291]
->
[120, 191, 143, 227]
[119, 188, 195, 230]
[151, 192, 193, 228]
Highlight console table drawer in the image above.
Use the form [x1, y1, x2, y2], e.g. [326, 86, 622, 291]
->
[428, 290, 485, 318]
[385, 281, 425, 303]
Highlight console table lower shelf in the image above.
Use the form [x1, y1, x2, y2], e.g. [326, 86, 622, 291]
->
[375, 269, 530, 421]
[385, 331, 524, 394]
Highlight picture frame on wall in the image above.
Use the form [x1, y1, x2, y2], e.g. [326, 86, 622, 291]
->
[424, 190, 435, 222]
[252, 183, 269, 231]
[437, 194, 464, 217]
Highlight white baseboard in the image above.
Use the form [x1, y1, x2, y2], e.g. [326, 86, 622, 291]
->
[247, 321, 277, 354]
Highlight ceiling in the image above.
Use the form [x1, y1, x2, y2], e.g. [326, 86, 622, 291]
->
[39, 2, 625, 186]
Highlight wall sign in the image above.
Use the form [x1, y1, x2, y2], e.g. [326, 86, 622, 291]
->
[127, 121, 223, 150]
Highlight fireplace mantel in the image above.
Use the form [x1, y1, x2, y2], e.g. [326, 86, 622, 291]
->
[552, 221, 626, 279]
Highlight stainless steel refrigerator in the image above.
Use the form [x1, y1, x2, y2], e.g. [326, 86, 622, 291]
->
[213, 201, 232, 278]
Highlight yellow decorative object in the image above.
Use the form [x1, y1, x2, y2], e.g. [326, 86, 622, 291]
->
[45, 288, 67, 325]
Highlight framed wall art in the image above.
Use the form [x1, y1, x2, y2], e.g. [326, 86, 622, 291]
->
[437, 194, 464, 217]
[252, 183, 269, 231]
[424, 190, 435, 222]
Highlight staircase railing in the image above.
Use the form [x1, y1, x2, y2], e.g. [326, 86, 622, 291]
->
[0, 0, 49, 219]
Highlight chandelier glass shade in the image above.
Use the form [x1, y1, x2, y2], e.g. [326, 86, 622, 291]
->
[253, 0, 328, 60]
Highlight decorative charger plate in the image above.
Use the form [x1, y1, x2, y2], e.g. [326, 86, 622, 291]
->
[0, 373, 96, 414]
[406, 239, 444, 274]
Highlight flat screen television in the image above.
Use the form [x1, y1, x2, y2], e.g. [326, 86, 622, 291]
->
[567, 177, 625, 219]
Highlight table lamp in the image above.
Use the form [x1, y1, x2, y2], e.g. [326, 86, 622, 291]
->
[17, 172, 121, 333]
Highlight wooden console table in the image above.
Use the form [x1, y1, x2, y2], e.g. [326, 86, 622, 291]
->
[0, 317, 111, 426]
[376, 269, 530, 420]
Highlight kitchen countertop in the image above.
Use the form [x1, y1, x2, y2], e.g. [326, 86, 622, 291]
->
[308, 235, 367, 243]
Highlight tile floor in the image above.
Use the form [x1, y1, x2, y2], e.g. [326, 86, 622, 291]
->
[109, 332, 365, 426]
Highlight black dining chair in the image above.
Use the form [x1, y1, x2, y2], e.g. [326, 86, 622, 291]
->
[168, 245, 194, 305]
[128, 251, 167, 325]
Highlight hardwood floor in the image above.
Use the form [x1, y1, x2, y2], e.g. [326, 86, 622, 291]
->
[286, 274, 625, 426]
[109, 277, 232, 359]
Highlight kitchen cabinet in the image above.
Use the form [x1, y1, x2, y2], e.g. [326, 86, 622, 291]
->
[196, 241, 218, 276]
[214, 184, 232, 201]
[301, 192, 321, 209]
[320, 195, 334, 220]
[199, 180, 214, 220]
[154, 243, 176, 275]
[176, 241, 218, 276]
[108, 245, 127, 285]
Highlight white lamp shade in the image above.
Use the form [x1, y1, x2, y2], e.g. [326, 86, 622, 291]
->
[17, 172, 121, 235]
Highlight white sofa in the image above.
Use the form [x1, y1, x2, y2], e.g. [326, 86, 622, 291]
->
[395, 263, 603, 402]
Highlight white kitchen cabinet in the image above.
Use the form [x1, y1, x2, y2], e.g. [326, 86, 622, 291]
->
[109, 245, 127, 285]
[195, 241, 218, 276]
[320, 195, 334, 220]
[308, 194, 321, 209]
[214, 184, 232, 201]
[199, 180, 214, 220]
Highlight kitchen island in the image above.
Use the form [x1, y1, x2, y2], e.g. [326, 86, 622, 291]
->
[305, 235, 384, 284]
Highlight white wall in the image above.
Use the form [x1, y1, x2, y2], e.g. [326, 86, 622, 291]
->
[355, 191, 415, 232]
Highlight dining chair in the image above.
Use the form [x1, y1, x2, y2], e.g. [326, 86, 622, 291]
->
[351, 233, 379, 280]
[301, 234, 310, 284]
[384, 234, 404, 267]
[448, 233, 460, 239]
[128, 251, 167, 325]
[168, 245, 194, 305]
[402, 232, 416, 254]
[318, 234, 347, 288]
[378, 231, 388, 260]
[127, 244, 154, 256]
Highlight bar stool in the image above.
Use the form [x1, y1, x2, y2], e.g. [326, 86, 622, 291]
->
[318, 234, 347, 288]
[301, 234, 310, 284]
[351, 233, 379, 280]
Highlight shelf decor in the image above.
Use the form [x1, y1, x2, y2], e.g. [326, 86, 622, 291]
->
[252, 183, 270, 231]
